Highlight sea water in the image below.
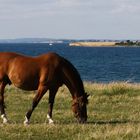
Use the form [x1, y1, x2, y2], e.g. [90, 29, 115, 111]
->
[0, 43, 140, 83]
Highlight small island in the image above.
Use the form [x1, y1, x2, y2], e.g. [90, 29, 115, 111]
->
[69, 40, 140, 47]
[69, 42, 116, 47]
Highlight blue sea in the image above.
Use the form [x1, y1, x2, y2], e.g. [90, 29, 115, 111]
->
[0, 43, 140, 83]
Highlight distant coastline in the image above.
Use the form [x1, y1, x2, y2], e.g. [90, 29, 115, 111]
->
[0, 38, 140, 47]
[69, 40, 140, 47]
[69, 42, 116, 47]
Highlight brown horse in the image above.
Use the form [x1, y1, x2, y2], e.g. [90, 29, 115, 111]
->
[0, 52, 88, 124]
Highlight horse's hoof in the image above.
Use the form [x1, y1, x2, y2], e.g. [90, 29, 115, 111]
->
[24, 121, 30, 126]
[48, 120, 54, 124]
[47, 114, 54, 124]
[24, 116, 30, 126]
[1, 114, 8, 124]
[3, 119, 9, 124]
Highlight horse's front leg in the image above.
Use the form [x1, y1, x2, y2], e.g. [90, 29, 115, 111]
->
[24, 85, 48, 125]
[0, 82, 8, 123]
[47, 87, 58, 124]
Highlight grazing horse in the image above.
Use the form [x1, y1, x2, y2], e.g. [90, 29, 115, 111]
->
[0, 52, 88, 125]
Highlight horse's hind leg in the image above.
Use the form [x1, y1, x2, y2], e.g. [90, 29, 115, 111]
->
[47, 87, 58, 124]
[0, 82, 8, 123]
[24, 85, 48, 125]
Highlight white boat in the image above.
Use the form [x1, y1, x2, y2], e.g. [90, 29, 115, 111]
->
[49, 43, 53, 46]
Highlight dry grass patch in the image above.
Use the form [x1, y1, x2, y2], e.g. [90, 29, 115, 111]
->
[0, 82, 140, 140]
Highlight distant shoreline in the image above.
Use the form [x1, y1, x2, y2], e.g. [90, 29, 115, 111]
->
[69, 42, 116, 47]
[69, 41, 140, 47]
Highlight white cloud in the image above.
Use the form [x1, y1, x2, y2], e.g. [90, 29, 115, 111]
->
[0, 0, 140, 39]
[111, 0, 140, 15]
[0, 0, 94, 20]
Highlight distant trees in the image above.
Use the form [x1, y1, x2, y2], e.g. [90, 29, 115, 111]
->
[115, 40, 140, 46]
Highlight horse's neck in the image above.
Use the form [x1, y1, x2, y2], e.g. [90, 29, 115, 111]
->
[62, 60, 84, 99]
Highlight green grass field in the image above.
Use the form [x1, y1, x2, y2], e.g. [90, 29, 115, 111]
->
[0, 82, 140, 140]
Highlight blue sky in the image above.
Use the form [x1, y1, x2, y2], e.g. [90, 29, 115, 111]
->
[0, 0, 140, 39]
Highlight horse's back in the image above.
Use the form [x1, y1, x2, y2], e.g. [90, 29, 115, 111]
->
[0, 52, 35, 74]
[0, 51, 61, 66]
[0, 52, 19, 75]
[0, 52, 18, 63]
[7, 53, 41, 90]
[0, 52, 63, 90]
[0, 52, 38, 88]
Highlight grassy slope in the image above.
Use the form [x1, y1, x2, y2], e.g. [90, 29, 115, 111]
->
[0, 82, 140, 140]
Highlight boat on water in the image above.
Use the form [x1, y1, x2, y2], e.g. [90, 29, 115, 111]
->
[49, 43, 53, 46]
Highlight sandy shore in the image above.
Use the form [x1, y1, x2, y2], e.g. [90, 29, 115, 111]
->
[69, 42, 117, 47]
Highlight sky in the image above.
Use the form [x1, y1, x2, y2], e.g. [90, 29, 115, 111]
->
[0, 0, 140, 40]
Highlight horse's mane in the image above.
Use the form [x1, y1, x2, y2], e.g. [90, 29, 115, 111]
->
[61, 57, 85, 95]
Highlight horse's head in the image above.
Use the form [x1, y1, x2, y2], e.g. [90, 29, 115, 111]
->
[72, 93, 89, 123]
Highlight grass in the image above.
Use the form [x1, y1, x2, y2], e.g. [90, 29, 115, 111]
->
[0, 82, 140, 140]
